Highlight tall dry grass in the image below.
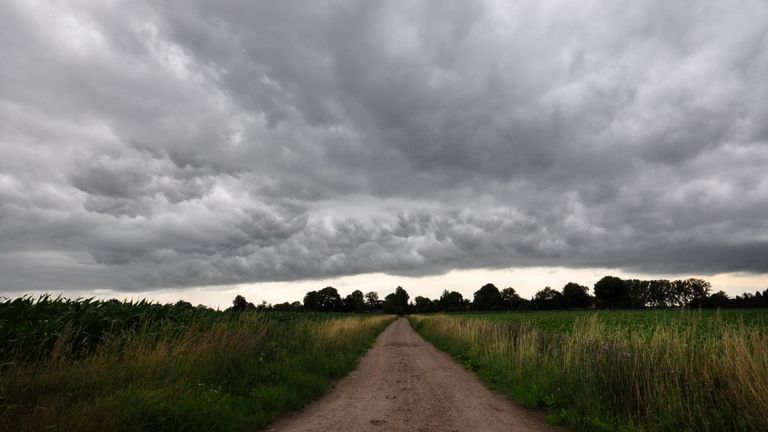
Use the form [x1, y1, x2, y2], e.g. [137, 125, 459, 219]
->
[0, 313, 395, 432]
[411, 314, 768, 431]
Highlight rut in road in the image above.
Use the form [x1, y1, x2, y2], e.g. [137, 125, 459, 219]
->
[270, 317, 559, 432]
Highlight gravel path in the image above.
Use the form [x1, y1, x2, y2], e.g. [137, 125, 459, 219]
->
[270, 317, 560, 432]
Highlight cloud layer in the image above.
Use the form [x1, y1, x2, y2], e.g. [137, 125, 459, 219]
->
[1, 0, 767, 292]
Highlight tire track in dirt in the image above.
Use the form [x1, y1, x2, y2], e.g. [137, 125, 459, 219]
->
[269, 317, 559, 432]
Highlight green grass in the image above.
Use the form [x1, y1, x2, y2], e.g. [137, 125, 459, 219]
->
[458, 309, 768, 334]
[411, 310, 768, 432]
[0, 296, 395, 431]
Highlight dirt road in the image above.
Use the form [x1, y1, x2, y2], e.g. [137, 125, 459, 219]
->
[270, 317, 559, 432]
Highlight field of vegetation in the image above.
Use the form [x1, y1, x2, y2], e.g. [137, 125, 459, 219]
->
[0, 295, 394, 432]
[412, 310, 768, 432]
[459, 309, 768, 335]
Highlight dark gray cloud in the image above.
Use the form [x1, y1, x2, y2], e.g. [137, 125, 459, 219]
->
[1, 0, 767, 292]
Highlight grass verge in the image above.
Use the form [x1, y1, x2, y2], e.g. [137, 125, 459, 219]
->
[1, 312, 394, 431]
[410, 313, 768, 431]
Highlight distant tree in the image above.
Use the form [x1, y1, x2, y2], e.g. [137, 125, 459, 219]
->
[383, 293, 399, 314]
[667, 280, 685, 307]
[664, 279, 710, 308]
[273, 302, 292, 312]
[680, 278, 711, 307]
[696, 290, 729, 308]
[343, 290, 366, 312]
[303, 290, 321, 311]
[175, 300, 193, 310]
[532, 287, 565, 310]
[561, 282, 591, 309]
[733, 292, 753, 308]
[394, 286, 409, 307]
[383, 286, 410, 315]
[437, 290, 469, 312]
[230, 295, 256, 312]
[594, 276, 630, 309]
[273, 301, 303, 312]
[316, 287, 343, 312]
[646, 279, 673, 308]
[500, 287, 528, 310]
[365, 291, 382, 310]
[413, 296, 436, 313]
[730, 289, 768, 308]
[624, 279, 650, 308]
[232, 294, 247, 310]
[472, 283, 504, 310]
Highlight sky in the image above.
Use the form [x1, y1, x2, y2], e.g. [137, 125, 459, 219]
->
[1, 0, 767, 308]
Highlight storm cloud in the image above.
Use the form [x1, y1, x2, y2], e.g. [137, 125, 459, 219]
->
[1, 0, 767, 292]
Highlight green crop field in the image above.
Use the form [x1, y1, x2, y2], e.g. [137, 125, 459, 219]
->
[459, 309, 768, 335]
[412, 310, 768, 432]
[0, 296, 394, 432]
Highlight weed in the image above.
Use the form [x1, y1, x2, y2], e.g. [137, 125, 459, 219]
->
[411, 311, 768, 431]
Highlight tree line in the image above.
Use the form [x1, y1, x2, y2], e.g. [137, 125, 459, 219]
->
[227, 275, 768, 313]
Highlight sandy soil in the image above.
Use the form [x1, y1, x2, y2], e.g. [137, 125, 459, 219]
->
[269, 317, 560, 432]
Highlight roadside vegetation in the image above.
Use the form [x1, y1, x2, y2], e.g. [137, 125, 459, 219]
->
[3, 277, 767, 431]
[0, 295, 394, 432]
[407, 278, 768, 431]
[412, 311, 768, 431]
[461, 308, 768, 334]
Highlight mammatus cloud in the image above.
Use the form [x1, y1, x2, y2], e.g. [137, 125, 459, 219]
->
[1, 0, 767, 292]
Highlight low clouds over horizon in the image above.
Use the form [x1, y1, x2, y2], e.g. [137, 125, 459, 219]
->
[1, 0, 767, 293]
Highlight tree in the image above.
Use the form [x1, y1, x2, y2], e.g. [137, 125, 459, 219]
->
[303, 290, 321, 311]
[668, 280, 686, 307]
[500, 287, 527, 310]
[624, 279, 650, 308]
[561, 282, 591, 309]
[733, 292, 754, 308]
[365, 291, 382, 310]
[273, 302, 292, 312]
[647, 279, 673, 308]
[413, 296, 436, 313]
[175, 300, 193, 310]
[437, 290, 468, 312]
[317, 287, 343, 312]
[532, 287, 565, 310]
[230, 294, 256, 312]
[394, 286, 409, 307]
[472, 283, 504, 310]
[594, 276, 630, 309]
[383, 286, 410, 315]
[343, 290, 366, 312]
[680, 278, 711, 307]
[697, 290, 729, 308]
[666, 279, 711, 308]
